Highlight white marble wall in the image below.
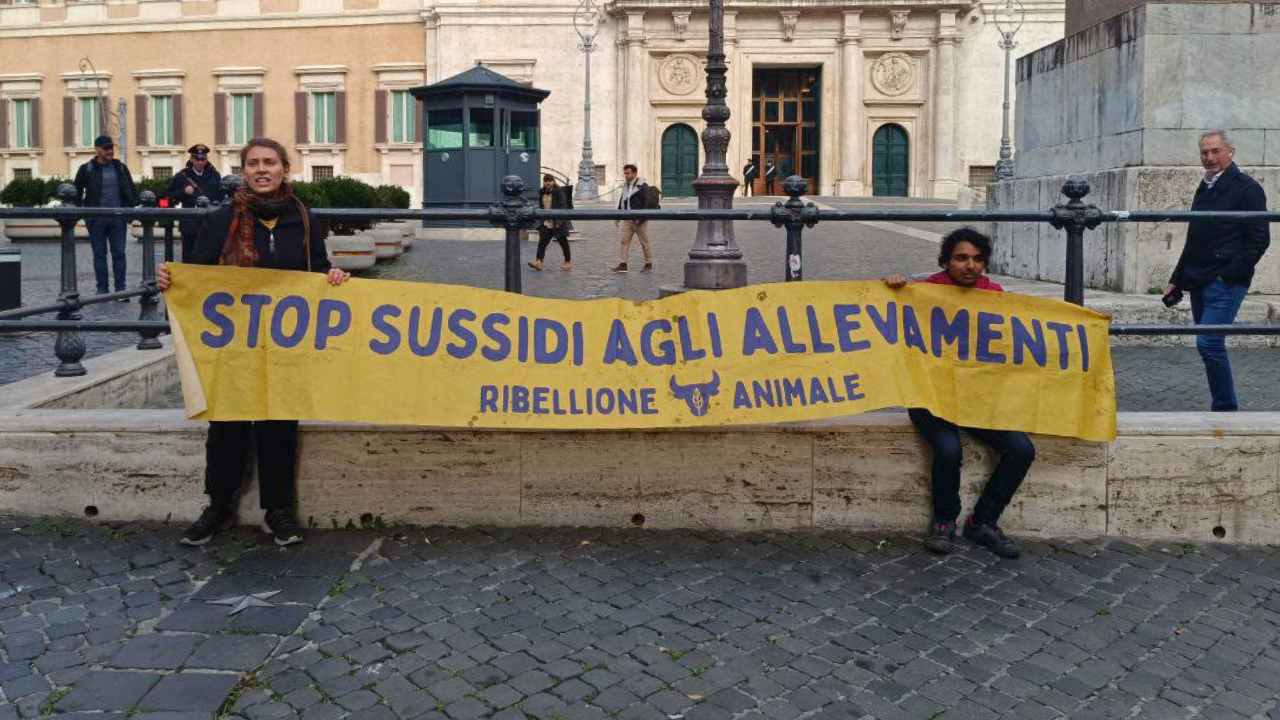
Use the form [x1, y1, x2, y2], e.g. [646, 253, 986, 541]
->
[992, 2, 1280, 292]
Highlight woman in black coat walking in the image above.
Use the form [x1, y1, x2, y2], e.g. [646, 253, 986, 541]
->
[158, 137, 350, 547]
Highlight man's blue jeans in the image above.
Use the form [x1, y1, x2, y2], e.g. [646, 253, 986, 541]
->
[87, 218, 128, 294]
[1190, 278, 1249, 411]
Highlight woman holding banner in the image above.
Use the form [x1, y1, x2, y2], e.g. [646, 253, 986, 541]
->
[158, 138, 350, 548]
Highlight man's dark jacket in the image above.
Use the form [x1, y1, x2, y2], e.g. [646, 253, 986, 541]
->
[167, 163, 225, 208]
[191, 203, 331, 274]
[539, 184, 573, 233]
[1170, 163, 1271, 289]
[167, 163, 225, 235]
[617, 181, 651, 211]
[73, 158, 137, 208]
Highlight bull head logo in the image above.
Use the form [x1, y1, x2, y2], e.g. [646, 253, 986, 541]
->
[669, 371, 721, 417]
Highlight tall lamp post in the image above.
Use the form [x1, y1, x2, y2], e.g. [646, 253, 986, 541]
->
[678, 0, 746, 291]
[572, 0, 599, 200]
[993, 0, 1025, 181]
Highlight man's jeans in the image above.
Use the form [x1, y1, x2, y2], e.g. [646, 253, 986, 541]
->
[87, 218, 128, 294]
[908, 408, 1035, 527]
[1190, 278, 1249, 411]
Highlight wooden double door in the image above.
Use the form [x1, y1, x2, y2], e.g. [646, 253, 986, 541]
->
[750, 68, 820, 195]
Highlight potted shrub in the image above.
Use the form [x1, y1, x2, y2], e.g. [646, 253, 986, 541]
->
[1, 176, 89, 241]
[0, 177, 49, 207]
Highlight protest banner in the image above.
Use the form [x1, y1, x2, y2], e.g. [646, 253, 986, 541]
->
[166, 265, 1115, 440]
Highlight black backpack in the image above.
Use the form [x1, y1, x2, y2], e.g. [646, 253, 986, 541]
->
[642, 184, 662, 210]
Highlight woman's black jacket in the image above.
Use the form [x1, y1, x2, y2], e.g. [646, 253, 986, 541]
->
[190, 202, 331, 273]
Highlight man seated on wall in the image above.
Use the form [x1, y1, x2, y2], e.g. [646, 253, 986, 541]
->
[882, 227, 1035, 559]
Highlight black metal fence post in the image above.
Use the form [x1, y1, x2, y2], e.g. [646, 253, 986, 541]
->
[53, 183, 86, 377]
[492, 175, 533, 294]
[1049, 176, 1103, 305]
[136, 191, 163, 350]
[770, 175, 820, 282]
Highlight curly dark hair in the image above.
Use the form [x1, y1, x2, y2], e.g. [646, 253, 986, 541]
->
[938, 227, 993, 267]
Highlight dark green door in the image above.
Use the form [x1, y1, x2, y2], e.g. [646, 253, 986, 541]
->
[661, 124, 699, 197]
[872, 124, 909, 197]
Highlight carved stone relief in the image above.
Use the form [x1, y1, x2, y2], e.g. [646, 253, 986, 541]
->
[672, 11, 689, 41]
[658, 53, 701, 96]
[870, 52, 915, 97]
[890, 10, 910, 40]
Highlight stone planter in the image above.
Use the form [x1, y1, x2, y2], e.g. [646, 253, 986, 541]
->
[3, 218, 91, 242]
[370, 226, 405, 261]
[327, 232, 376, 271]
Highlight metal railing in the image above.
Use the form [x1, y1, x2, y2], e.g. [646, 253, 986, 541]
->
[1, 174, 1278, 379]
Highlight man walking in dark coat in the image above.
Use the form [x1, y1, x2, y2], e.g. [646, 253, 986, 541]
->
[528, 174, 573, 271]
[73, 135, 137, 299]
[1166, 130, 1271, 411]
[166, 144, 224, 260]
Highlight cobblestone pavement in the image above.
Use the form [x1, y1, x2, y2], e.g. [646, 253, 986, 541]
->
[3, 515, 1280, 719]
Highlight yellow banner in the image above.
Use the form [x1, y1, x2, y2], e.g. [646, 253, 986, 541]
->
[165, 264, 1116, 440]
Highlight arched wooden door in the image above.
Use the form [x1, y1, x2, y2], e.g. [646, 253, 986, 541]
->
[872, 124, 910, 197]
[661, 123, 699, 197]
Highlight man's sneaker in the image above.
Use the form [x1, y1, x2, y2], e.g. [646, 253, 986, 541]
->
[612, 263, 628, 273]
[963, 519, 1021, 559]
[180, 504, 235, 546]
[262, 509, 304, 547]
[923, 521, 956, 555]
[642, 262, 654, 272]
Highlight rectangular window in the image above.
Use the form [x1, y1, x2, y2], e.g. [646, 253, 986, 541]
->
[468, 108, 493, 148]
[390, 90, 416, 144]
[77, 96, 100, 147]
[968, 165, 996, 188]
[12, 99, 32, 149]
[312, 165, 334, 181]
[13, 168, 32, 181]
[311, 92, 336, 144]
[508, 111, 538, 150]
[230, 166, 241, 175]
[151, 95, 174, 146]
[231, 93, 254, 145]
[153, 166, 173, 180]
[426, 109, 463, 150]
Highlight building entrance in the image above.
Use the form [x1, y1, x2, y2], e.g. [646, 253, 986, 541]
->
[660, 123, 699, 197]
[750, 68, 820, 195]
[872, 124, 909, 197]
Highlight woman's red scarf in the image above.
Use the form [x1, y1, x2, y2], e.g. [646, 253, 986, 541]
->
[219, 183, 312, 269]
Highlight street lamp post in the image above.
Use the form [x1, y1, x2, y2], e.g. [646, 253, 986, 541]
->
[993, 0, 1025, 182]
[572, 0, 599, 200]
[679, 0, 746, 291]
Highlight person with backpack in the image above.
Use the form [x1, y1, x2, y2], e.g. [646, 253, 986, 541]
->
[528, 174, 573, 271]
[613, 163, 657, 273]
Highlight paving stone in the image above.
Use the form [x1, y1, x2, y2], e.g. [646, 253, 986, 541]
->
[56, 670, 161, 712]
[187, 634, 278, 670]
[109, 633, 202, 670]
[140, 672, 241, 712]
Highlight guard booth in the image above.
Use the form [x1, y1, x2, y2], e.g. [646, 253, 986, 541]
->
[410, 65, 550, 231]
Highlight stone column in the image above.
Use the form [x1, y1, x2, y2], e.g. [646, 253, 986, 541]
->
[837, 10, 865, 196]
[932, 10, 960, 199]
[423, 8, 441, 83]
[623, 11, 647, 170]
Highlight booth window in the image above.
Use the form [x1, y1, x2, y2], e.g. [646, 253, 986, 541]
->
[426, 109, 463, 150]
[468, 108, 494, 148]
[508, 111, 538, 150]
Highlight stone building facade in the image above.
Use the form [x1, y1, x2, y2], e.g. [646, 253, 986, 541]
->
[0, 0, 1064, 201]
